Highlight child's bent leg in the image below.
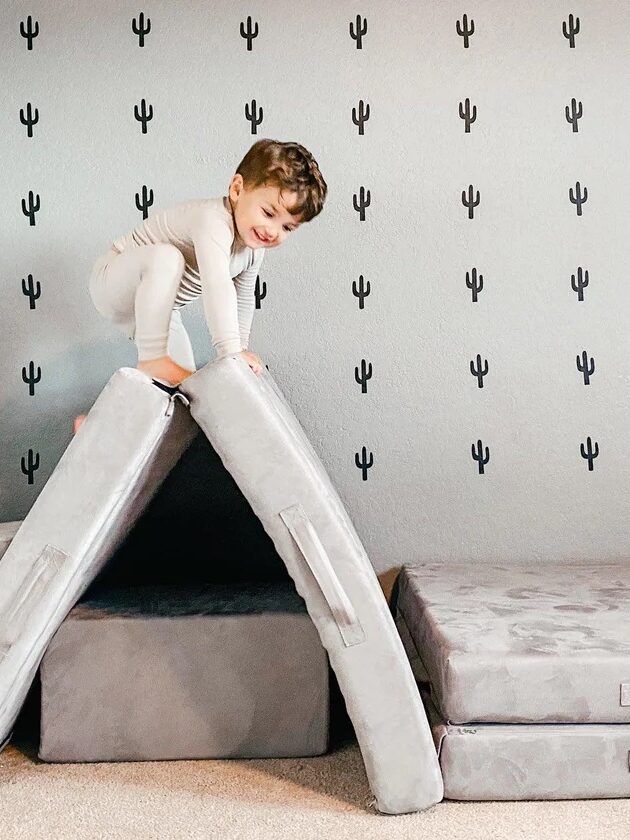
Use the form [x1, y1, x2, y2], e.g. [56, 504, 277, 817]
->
[132, 245, 186, 361]
[89, 242, 186, 361]
[136, 310, 196, 385]
[166, 309, 196, 371]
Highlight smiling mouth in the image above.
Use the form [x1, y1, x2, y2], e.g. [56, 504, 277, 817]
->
[255, 230, 270, 243]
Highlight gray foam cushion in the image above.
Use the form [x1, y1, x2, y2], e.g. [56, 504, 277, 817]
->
[0, 369, 198, 747]
[179, 357, 443, 815]
[420, 686, 630, 800]
[39, 581, 329, 762]
[395, 561, 630, 723]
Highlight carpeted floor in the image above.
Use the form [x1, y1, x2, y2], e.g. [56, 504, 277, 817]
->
[2, 730, 630, 840]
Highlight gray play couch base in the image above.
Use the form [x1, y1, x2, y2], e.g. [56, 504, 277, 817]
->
[421, 684, 630, 800]
[394, 561, 630, 800]
[39, 581, 329, 762]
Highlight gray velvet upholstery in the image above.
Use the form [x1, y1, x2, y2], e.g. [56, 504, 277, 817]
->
[395, 561, 630, 723]
[394, 561, 630, 800]
[421, 685, 630, 800]
[39, 581, 329, 762]
[0, 369, 197, 748]
[0, 358, 444, 814]
[179, 356, 443, 815]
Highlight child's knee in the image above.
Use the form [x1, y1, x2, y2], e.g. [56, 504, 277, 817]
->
[143, 243, 185, 283]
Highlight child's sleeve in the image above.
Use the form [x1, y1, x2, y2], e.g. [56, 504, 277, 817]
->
[190, 211, 244, 358]
[234, 249, 265, 350]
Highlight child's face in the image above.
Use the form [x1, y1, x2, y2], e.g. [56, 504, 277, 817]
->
[228, 176, 303, 250]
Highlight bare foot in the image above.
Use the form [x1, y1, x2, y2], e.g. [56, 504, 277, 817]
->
[137, 356, 194, 386]
[73, 414, 87, 434]
[136, 356, 195, 385]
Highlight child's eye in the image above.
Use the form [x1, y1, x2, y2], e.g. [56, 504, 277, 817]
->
[264, 207, 293, 232]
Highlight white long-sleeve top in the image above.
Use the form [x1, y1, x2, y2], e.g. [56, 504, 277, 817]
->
[110, 195, 264, 358]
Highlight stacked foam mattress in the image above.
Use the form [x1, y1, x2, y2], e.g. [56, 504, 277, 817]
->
[393, 560, 630, 800]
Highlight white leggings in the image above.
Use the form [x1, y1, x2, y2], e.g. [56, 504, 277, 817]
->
[88, 243, 196, 370]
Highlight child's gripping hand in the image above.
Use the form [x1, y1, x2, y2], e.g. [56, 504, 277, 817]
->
[239, 349, 263, 376]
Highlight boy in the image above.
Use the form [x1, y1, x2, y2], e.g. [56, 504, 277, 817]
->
[75, 139, 327, 432]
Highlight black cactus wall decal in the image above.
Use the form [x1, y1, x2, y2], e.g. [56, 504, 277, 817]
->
[355, 445, 374, 480]
[565, 98, 583, 132]
[571, 267, 589, 301]
[134, 98, 153, 134]
[22, 274, 41, 310]
[22, 361, 42, 396]
[462, 184, 480, 219]
[353, 186, 371, 221]
[22, 190, 40, 226]
[569, 180, 588, 215]
[576, 350, 595, 385]
[245, 99, 263, 134]
[349, 14, 367, 49]
[355, 359, 373, 394]
[255, 275, 266, 309]
[240, 16, 259, 50]
[456, 14, 475, 48]
[466, 267, 484, 302]
[352, 99, 370, 135]
[353, 275, 371, 309]
[472, 439, 490, 474]
[20, 102, 39, 138]
[470, 354, 489, 388]
[459, 97, 477, 133]
[135, 185, 154, 219]
[580, 436, 598, 470]
[20, 15, 39, 50]
[9, 7, 608, 504]
[563, 14, 580, 48]
[132, 12, 151, 47]
[21, 449, 40, 485]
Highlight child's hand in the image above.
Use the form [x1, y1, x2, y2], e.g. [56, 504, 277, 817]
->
[239, 349, 263, 376]
[137, 356, 195, 386]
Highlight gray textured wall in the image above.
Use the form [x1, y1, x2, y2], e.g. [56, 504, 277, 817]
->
[2, 1, 629, 576]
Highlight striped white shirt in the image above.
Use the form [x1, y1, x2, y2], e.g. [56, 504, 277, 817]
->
[111, 195, 264, 357]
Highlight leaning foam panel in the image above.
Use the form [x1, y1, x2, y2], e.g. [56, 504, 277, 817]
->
[0, 368, 197, 750]
[179, 356, 444, 815]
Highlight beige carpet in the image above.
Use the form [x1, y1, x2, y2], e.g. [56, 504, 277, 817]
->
[1, 733, 629, 840]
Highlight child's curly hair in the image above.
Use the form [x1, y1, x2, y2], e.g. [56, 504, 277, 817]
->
[234, 138, 327, 224]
